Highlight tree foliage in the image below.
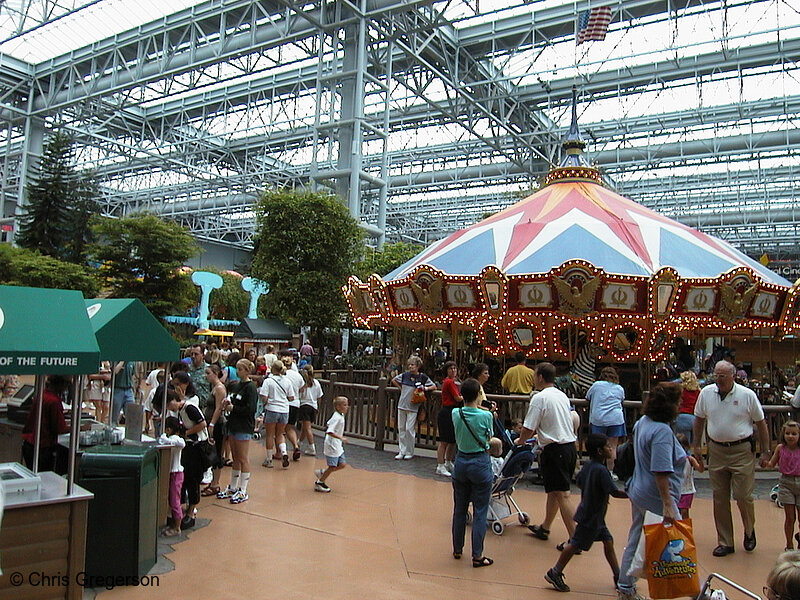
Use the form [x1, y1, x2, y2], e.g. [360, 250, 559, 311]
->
[90, 213, 200, 317]
[355, 241, 423, 280]
[16, 132, 99, 263]
[251, 189, 363, 331]
[0, 244, 99, 297]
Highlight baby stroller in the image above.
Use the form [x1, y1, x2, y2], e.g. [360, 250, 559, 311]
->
[486, 440, 535, 535]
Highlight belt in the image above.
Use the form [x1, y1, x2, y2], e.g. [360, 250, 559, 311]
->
[709, 436, 752, 447]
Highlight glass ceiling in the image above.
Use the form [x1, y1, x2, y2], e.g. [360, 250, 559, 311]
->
[0, 0, 796, 253]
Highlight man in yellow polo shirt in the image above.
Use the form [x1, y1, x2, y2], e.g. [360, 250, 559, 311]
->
[501, 353, 535, 395]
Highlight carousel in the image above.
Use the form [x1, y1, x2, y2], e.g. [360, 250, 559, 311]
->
[343, 95, 800, 370]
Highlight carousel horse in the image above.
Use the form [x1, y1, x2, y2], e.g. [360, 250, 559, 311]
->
[571, 342, 604, 397]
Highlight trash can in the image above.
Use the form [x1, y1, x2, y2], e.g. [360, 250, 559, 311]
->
[78, 444, 159, 579]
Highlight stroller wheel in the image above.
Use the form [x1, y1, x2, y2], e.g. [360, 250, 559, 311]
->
[518, 512, 530, 525]
[491, 521, 504, 536]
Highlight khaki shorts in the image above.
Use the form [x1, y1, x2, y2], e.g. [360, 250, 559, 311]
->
[778, 474, 800, 505]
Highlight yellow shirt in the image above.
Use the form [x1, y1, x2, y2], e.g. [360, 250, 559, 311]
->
[501, 364, 535, 395]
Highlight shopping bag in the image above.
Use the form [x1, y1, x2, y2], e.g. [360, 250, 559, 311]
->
[643, 519, 700, 599]
[627, 510, 663, 578]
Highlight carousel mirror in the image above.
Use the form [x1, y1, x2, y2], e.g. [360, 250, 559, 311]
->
[611, 328, 638, 356]
[512, 327, 534, 349]
[484, 324, 498, 347]
[484, 281, 501, 310]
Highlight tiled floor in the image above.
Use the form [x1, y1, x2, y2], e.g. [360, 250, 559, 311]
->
[97, 440, 783, 600]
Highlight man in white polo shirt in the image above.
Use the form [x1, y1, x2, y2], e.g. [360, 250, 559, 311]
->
[692, 360, 771, 557]
[516, 362, 578, 544]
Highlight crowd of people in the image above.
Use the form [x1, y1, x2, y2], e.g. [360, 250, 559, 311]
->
[14, 341, 800, 599]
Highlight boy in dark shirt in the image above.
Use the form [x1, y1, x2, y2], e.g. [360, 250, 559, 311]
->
[545, 433, 627, 593]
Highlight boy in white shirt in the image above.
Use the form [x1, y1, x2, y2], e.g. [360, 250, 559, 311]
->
[314, 396, 349, 493]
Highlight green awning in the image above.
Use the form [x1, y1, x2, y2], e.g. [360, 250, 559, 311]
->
[0, 285, 100, 374]
[85, 298, 180, 362]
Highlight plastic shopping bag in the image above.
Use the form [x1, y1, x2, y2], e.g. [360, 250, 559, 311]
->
[643, 519, 700, 599]
[627, 510, 663, 578]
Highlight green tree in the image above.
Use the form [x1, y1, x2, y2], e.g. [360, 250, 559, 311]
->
[355, 241, 423, 280]
[197, 266, 258, 320]
[90, 213, 200, 317]
[251, 189, 363, 333]
[0, 244, 99, 297]
[16, 132, 99, 263]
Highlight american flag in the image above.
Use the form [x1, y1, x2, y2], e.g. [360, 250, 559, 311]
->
[577, 6, 613, 45]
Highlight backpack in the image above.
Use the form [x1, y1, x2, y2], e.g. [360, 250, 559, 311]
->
[613, 427, 636, 481]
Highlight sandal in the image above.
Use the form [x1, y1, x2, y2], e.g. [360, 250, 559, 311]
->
[528, 524, 550, 540]
[453, 551, 462, 560]
[161, 528, 181, 537]
[472, 556, 493, 568]
[201, 485, 220, 497]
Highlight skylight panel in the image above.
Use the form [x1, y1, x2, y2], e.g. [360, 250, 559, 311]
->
[0, 0, 203, 63]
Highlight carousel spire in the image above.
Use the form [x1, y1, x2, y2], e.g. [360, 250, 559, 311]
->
[544, 86, 603, 185]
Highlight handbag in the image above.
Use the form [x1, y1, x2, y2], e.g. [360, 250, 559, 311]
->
[198, 439, 218, 470]
[613, 420, 637, 481]
[643, 519, 700, 599]
[411, 386, 427, 404]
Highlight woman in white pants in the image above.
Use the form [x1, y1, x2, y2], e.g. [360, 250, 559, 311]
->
[392, 356, 436, 460]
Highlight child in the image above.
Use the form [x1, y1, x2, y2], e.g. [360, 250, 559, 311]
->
[158, 416, 186, 537]
[767, 420, 800, 551]
[314, 396, 349, 493]
[488, 437, 504, 477]
[298, 364, 323, 456]
[544, 433, 628, 593]
[676, 433, 703, 519]
[506, 418, 523, 442]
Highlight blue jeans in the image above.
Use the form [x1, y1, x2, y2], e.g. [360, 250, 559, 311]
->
[674, 413, 695, 444]
[112, 387, 133, 425]
[451, 451, 493, 559]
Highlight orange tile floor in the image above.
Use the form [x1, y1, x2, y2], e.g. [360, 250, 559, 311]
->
[102, 443, 782, 600]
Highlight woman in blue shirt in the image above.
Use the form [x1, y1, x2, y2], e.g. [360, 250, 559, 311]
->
[451, 377, 495, 568]
[586, 366, 626, 472]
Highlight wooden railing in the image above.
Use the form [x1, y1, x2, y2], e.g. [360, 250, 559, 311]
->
[316, 374, 795, 453]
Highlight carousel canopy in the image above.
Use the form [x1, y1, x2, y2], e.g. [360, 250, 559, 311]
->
[385, 181, 789, 286]
[344, 92, 800, 361]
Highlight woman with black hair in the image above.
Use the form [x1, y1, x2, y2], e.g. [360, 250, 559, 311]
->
[616, 383, 686, 600]
[154, 384, 208, 529]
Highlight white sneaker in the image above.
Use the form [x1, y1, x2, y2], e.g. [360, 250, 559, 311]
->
[445, 461, 454, 472]
[435, 464, 451, 477]
[314, 481, 331, 493]
[315, 468, 325, 480]
[262, 457, 273, 468]
[403, 454, 414, 460]
[201, 468, 213, 484]
[217, 486, 235, 499]
[304, 447, 317, 456]
[230, 490, 248, 504]
[394, 453, 404, 460]
[617, 589, 648, 600]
